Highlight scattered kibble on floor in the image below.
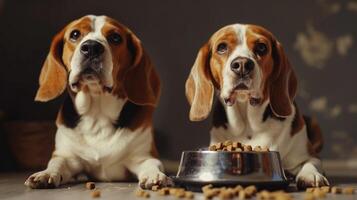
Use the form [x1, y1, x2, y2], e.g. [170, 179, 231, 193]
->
[133, 183, 355, 199]
[91, 189, 101, 198]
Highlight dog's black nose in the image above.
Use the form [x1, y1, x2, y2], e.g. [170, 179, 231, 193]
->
[230, 57, 255, 76]
[80, 40, 104, 58]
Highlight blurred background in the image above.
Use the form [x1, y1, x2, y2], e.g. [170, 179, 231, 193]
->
[0, 0, 356, 176]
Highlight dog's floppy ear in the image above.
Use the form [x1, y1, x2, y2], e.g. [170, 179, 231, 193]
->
[124, 32, 160, 107]
[269, 41, 298, 117]
[35, 29, 67, 102]
[185, 43, 214, 121]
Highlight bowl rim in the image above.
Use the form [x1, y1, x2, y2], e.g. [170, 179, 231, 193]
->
[181, 150, 280, 154]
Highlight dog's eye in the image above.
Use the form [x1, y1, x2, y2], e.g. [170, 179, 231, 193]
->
[107, 33, 122, 45]
[217, 43, 228, 54]
[254, 42, 268, 56]
[69, 30, 81, 41]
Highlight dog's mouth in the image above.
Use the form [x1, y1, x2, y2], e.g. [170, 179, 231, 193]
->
[70, 59, 112, 93]
[223, 78, 261, 106]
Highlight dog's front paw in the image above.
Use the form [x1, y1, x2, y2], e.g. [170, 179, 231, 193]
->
[296, 170, 329, 189]
[24, 171, 62, 189]
[139, 171, 173, 189]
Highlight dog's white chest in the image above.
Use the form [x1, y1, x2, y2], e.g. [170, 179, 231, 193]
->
[57, 91, 130, 179]
[210, 100, 289, 150]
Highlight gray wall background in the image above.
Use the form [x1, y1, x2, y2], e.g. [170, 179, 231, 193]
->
[0, 0, 356, 161]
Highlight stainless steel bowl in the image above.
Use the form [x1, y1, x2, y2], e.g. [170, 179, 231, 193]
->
[173, 150, 289, 191]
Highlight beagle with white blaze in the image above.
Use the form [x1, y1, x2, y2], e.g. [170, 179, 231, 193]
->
[185, 24, 329, 189]
[25, 15, 172, 189]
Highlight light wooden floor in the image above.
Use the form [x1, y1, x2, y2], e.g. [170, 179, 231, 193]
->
[0, 173, 356, 200]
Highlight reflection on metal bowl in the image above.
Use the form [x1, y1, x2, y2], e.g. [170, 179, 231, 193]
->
[173, 150, 289, 191]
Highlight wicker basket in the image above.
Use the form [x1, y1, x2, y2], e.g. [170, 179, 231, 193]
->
[2, 121, 56, 170]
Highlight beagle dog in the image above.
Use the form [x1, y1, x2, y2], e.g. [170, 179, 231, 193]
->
[24, 15, 172, 189]
[185, 24, 329, 189]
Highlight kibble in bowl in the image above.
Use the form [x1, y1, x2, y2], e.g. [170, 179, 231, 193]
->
[173, 141, 288, 191]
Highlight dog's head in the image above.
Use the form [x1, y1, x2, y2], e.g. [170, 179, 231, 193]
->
[35, 15, 160, 106]
[186, 24, 297, 121]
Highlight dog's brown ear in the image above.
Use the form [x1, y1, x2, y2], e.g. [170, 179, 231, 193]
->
[185, 43, 214, 121]
[35, 29, 67, 102]
[269, 41, 298, 117]
[124, 32, 160, 107]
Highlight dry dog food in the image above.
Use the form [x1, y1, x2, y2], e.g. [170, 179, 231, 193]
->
[91, 189, 101, 198]
[143, 186, 195, 199]
[201, 184, 258, 199]
[256, 190, 292, 200]
[320, 186, 330, 193]
[304, 185, 355, 199]
[86, 182, 96, 190]
[185, 191, 194, 199]
[135, 189, 150, 198]
[209, 140, 269, 152]
[312, 188, 326, 198]
[151, 185, 159, 191]
[331, 186, 342, 194]
[157, 187, 170, 196]
[342, 187, 355, 194]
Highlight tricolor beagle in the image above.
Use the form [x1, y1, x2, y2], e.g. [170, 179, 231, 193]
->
[185, 24, 329, 189]
[25, 15, 172, 189]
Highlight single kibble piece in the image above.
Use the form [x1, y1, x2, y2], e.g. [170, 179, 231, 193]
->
[135, 190, 145, 197]
[91, 189, 101, 198]
[253, 146, 262, 152]
[239, 191, 246, 199]
[261, 146, 270, 152]
[244, 185, 257, 196]
[232, 142, 241, 148]
[203, 190, 216, 199]
[236, 147, 243, 152]
[202, 184, 213, 192]
[244, 145, 253, 151]
[320, 186, 330, 193]
[169, 188, 177, 195]
[313, 188, 326, 198]
[209, 145, 217, 151]
[274, 192, 293, 200]
[234, 185, 243, 195]
[222, 188, 235, 199]
[142, 192, 150, 198]
[342, 187, 355, 194]
[257, 190, 271, 199]
[175, 190, 186, 198]
[216, 142, 223, 149]
[224, 140, 233, 146]
[227, 145, 234, 152]
[158, 188, 170, 196]
[306, 188, 315, 193]
[218, 190, 232, 200]
[86, 182, 96, 190]
[211, 188, 221, 196]
[331, 186, 342, 194]
[185, 191, 194, 199]
[151, 185, 159, 191]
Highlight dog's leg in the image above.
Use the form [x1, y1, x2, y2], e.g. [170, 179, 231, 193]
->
[126, 157, 173, 189]
[295, 157, 329, 189]
[24, 155, 82, 189]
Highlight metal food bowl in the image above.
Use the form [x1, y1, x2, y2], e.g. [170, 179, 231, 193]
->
[173, 150, 289, 191]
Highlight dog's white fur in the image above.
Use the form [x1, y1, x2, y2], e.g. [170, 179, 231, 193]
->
[25, 15, 171, 189]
